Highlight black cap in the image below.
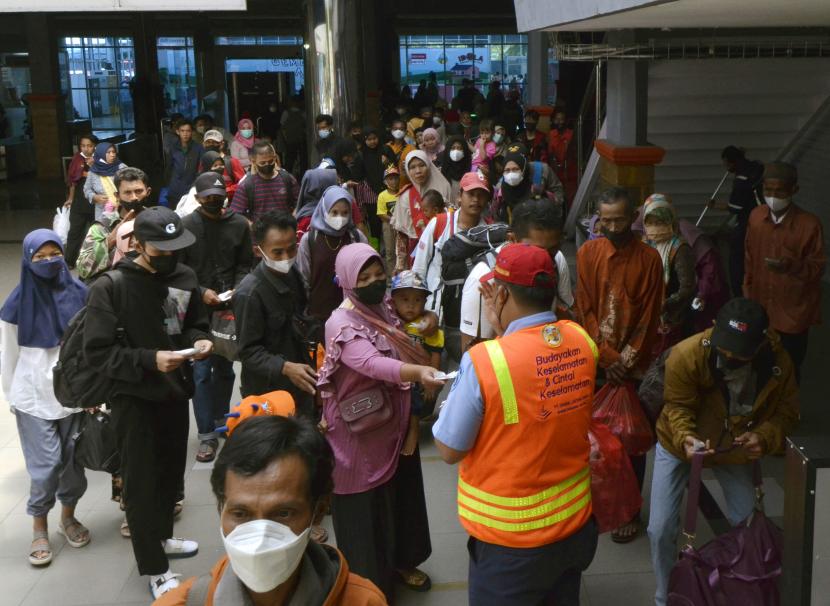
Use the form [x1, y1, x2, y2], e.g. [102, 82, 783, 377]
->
[133, 206, 196, 251]
[710, 298, 769, 358]
[194, 171, 227, 197]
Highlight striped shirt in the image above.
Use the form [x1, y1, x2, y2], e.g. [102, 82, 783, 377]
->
[229, 171, 299, 222]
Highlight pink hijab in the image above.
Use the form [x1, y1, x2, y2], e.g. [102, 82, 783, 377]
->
[234, 118, 254, 150]
[421, 127, 444, 162]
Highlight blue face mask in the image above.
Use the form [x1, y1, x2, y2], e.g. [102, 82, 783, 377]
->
[240, 129, 253, 139]
[30, 257, 65, 280]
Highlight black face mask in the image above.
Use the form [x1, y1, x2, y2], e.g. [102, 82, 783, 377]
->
[145, 251, 178, 276]
[257, 163, 276, 177]
[212, 167, 225, 176]
[121, 200, 146, 213]
[201, 200, 225, 215]
[353, 279, 386, 306]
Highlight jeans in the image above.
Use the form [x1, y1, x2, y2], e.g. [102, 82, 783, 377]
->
[467, 518, 598, 606]
[192, 355, 235, 441]
[15, 410, 87, 517]
[647, 443, 756, 606]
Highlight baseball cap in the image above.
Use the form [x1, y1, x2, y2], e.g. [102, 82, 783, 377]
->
[133, 206, 196, 251]
[391, 270, 430, 293]
[384, 165, 400, 178]
[480, 243, 556, 288]
[194, 172, 227, 197]
[710, 298, 769, 359]
[203, 129, 224, 144]
[460, 170, 491, 193]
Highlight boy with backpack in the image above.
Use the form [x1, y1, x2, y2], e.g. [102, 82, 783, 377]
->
[412, 171, 492, 362]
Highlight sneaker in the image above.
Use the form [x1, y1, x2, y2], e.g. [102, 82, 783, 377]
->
[162, 537, 198, 558]
[149, 570, 181, 599]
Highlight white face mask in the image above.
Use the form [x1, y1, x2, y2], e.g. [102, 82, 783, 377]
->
[391, 129, 405, 140]
[493, 133, 504, 144]
[503, 171, 523, 186]
[764, 196, 791, 213]
[258, 247, 296, 274]
[318, 129, 331, 139]
[449, 149, 464, 162]
[326, 214, 349, 231]
[222, 519, 311, 594]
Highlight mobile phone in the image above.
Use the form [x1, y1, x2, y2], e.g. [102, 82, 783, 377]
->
[218, 290, 234, 302]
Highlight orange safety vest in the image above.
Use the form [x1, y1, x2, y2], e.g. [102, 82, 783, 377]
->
[459, 319, 598, 548]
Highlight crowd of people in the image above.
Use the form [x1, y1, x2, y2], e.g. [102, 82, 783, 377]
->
[0, 83, 825, 606]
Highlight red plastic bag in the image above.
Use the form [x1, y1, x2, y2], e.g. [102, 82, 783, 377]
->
[589, 422, 643, 534]
[592, 381, 654, 456]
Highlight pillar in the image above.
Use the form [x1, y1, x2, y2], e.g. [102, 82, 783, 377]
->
[25, 14, 63, 179]
[595, 31, 662, 203]
[526, 31, 548, 108]
[303, 0, 364, 136]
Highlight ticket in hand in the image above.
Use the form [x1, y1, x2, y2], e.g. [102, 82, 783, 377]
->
[218, 290, 234, 302]
[433, 371, 458, 382]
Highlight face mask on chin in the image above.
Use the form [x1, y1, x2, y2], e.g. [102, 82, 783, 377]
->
[222, 519, 312, 594]
[764, 195, 791, 213]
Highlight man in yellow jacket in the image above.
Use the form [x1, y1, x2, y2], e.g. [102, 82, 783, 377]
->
[648, 297, 799, 606]
[434, 243, 599, 605]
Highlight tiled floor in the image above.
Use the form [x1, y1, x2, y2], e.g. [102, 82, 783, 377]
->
[0, 176, 821, 606]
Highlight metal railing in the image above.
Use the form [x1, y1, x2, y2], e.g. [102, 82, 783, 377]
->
[576, 60, 605, 180]
[777, 93, 830, 164]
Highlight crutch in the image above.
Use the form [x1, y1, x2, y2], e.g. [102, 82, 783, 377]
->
[695, 171, 730, 227]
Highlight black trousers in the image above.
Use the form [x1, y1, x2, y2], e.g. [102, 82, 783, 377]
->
[778, 329, 809, 383]
[111, 395, 189, 576]
[467, 518, 598, 606]
[330, 448, 432, 602]
[65, 208, 93, 268]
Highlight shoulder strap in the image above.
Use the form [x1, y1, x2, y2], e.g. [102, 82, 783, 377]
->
[531, 162, 543, 191]
[185, 575, 211, 606]
[432, 211, 450, 243]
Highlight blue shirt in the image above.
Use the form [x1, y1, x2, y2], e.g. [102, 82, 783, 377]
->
[433, 311, 557, 452]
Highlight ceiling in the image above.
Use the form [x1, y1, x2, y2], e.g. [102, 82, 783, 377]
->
[515, 0, 830, 32]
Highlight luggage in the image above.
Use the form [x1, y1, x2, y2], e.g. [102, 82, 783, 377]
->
[667, 453, 783, 605]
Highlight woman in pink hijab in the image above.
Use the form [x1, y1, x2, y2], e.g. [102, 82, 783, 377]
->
[112, 219, 135, 265]
[317, 242, 444, 600]
[419, 127, 444, 165]
[229, 118, 255, 168]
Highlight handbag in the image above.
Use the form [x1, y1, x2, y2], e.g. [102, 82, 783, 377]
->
[210, 309, 238, 361]
[338, 388, 393, 434]
[73, 410, 121, 474]
[667, 453, 783, 605]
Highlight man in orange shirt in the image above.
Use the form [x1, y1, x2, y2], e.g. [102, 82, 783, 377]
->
[576, 187, 664, 542]
[153, 415, 386, 606]
[744, 161, 825, 380]
[547, 111, 577, 204]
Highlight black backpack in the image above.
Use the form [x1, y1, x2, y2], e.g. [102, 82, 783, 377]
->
[53, 271, 127, 409]
[440, 223, 510, 288]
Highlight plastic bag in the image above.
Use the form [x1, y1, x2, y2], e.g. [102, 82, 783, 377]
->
[53, 206, 70, 246]
[589, 422, 643, 533]
[592, 381, 654, 456]
[210, 309, 238, 361]
[73, 410, 120, 473]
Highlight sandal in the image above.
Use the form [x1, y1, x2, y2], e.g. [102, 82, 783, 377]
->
[611, 515, 641, 544]
[397, 567, 432, 592]
[59, 517, 91, 548]
[196, 440, 218, 463]
[29, 531, 52, 566]
[120, 517, 131, 538]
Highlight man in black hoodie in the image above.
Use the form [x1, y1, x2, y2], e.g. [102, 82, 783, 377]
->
[83, 206, 212, 600]
[179, 172, 253, 463]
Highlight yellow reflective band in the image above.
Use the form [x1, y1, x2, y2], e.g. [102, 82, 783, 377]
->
[459, 491, 591, 533]
[563, 321, 599, 363]
[459, 475, 590, 520]
[458, 466, 590, 508]
[483, 340, 519, 425]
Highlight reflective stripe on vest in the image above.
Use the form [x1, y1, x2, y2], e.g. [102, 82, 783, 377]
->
[482, 339, 519, 425]
[562, 320, 599, 363]
[458, 466, 591, 532]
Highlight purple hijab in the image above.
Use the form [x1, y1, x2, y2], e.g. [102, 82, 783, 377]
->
[0, 229, 87, 347]
[309, 185, 357, 237]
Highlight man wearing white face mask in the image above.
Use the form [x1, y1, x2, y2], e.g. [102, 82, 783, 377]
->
[744, 161, 825, 379]
[233, 211, 319, 418]
[152, 415, 386, 606]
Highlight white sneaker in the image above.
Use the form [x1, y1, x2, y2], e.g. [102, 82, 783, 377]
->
[149, 570, 181, 599]
[162, 537, 199, 558]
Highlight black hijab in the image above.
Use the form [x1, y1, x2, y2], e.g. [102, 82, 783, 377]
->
[361, 128, 385, 194]
[440, 135, 472, 182]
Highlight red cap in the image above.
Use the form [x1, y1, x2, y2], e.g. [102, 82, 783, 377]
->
[460, 170, 491, 193]
[480, 243, 557, 288]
